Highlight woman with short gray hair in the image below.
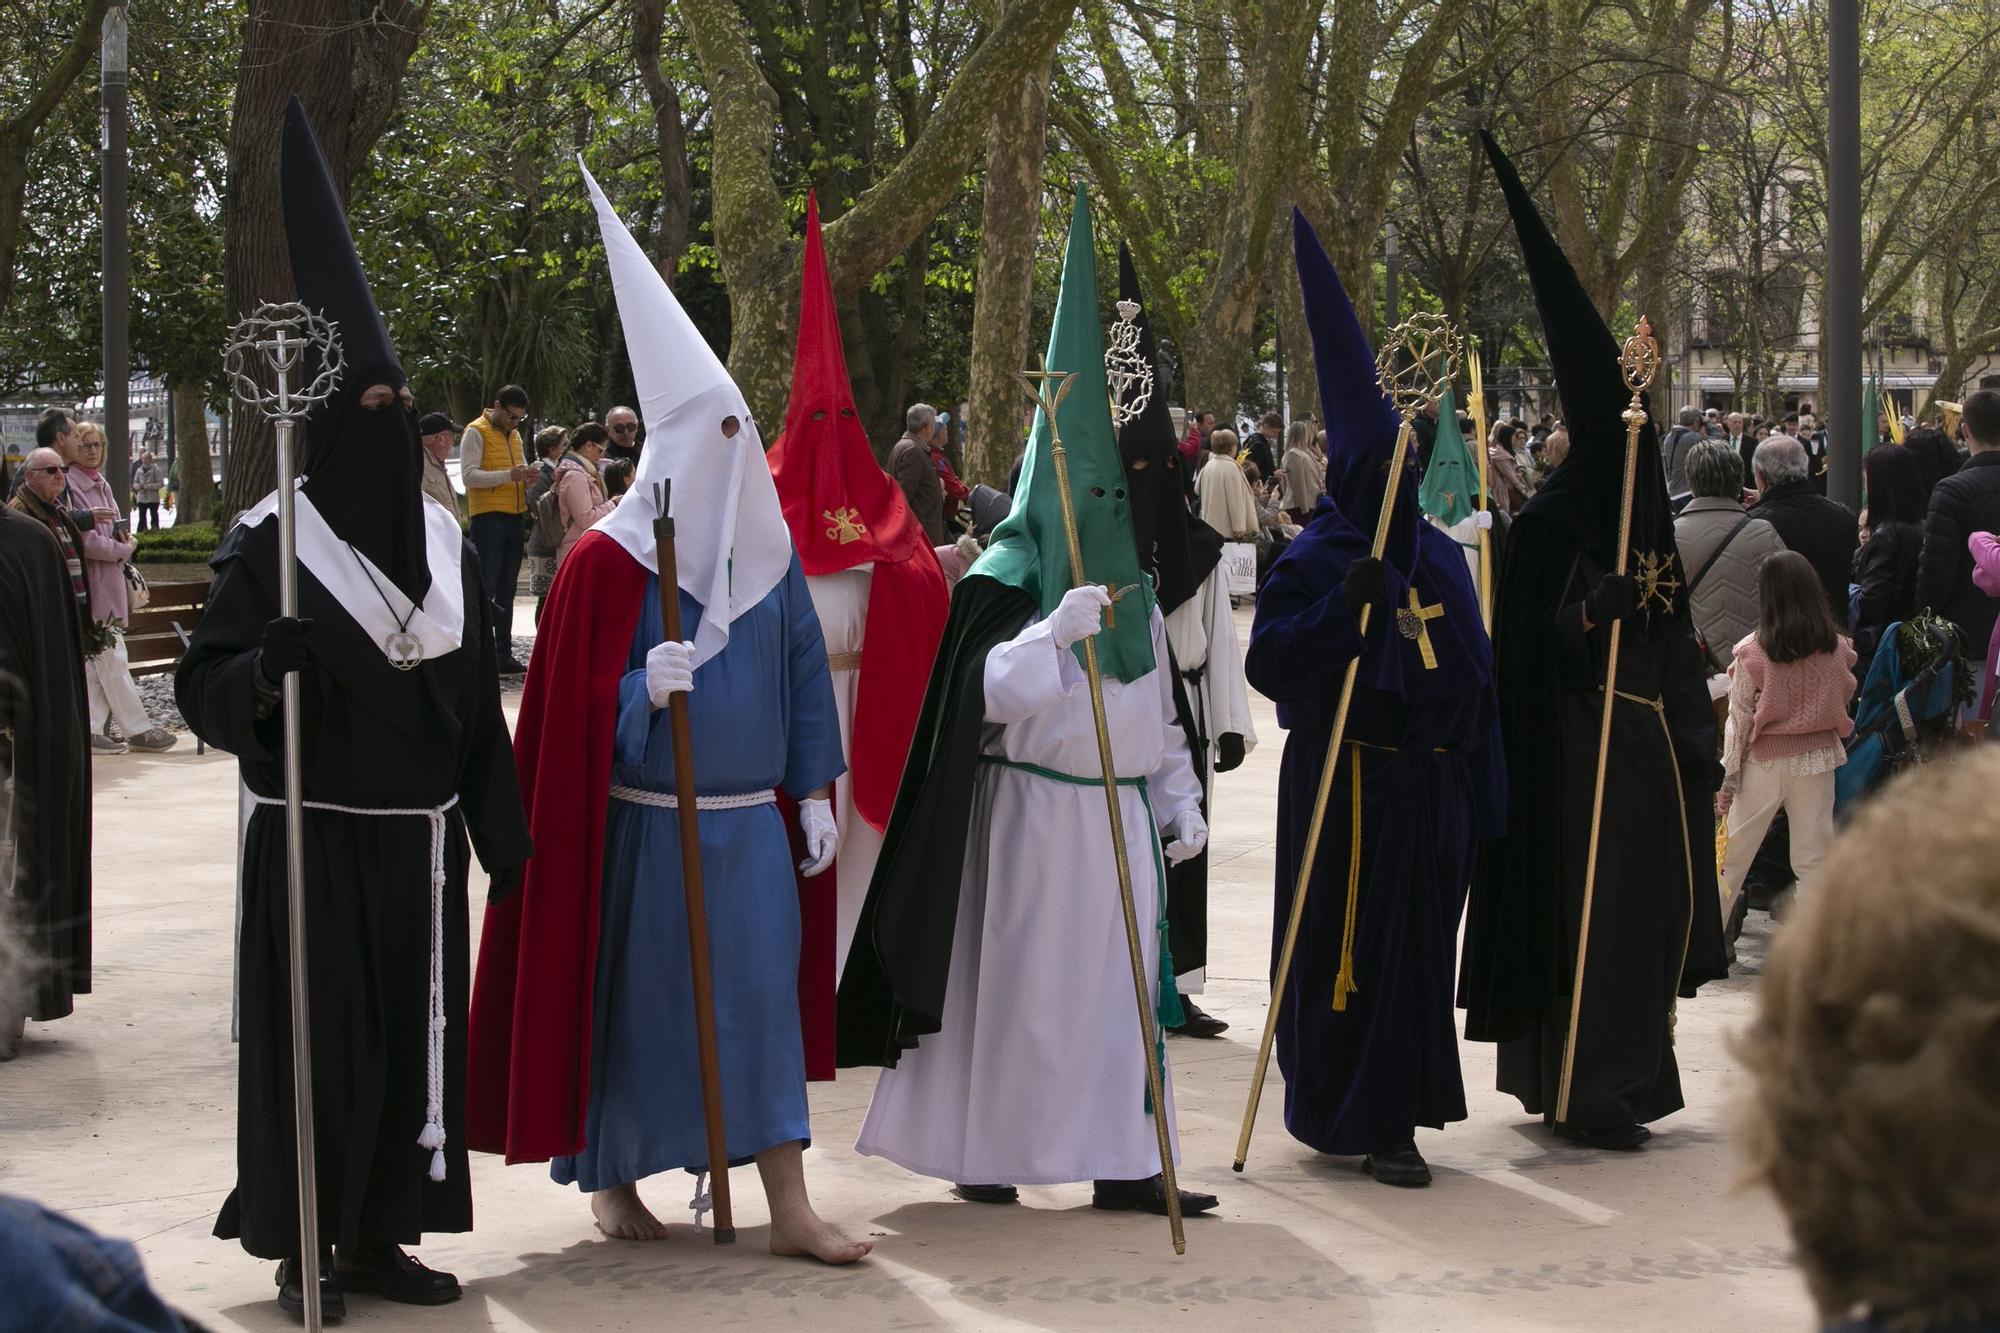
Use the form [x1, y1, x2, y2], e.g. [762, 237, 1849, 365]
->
[1674, 438, 1786, 677]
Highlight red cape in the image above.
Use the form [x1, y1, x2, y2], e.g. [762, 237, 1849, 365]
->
[466, 531, 838, 1162]
[766, 193, 948, 833]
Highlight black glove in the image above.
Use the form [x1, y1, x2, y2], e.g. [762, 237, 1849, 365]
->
[258, 616, 314, 684]
[1215, 732, 1247, 774]
[1342, 558, 1387, 620]
[1584, 574, 1640, 626]
[487, 864, 524, 905]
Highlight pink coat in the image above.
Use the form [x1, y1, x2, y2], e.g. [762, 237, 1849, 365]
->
[1966, 532, 2000, 717]
[552, 456, 615, 568]
[65, 464, 136, 624]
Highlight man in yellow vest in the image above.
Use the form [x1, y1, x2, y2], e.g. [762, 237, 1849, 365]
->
[459, 384, 537, 673]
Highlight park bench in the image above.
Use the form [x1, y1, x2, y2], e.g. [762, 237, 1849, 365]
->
[124, 578, 211, 754]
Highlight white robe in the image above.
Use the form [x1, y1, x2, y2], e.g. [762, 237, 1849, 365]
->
[1162, 564, 1257, 992]
[804, 565, 884, 981]
[853, 607, 1203, 1184]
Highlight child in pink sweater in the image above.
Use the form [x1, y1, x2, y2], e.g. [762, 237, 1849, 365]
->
[1966, 531, 2000, 720]
[1719, 552, 1857, 929]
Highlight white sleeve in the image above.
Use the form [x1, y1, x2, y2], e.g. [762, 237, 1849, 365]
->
[1145, 610, 1204, 825]
[1200, 568, 1257, 751]
[982, 612, 1085, 724]
[460, 425, 511, 491]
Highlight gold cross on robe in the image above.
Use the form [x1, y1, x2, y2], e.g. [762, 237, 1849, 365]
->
[1396, 588, 1445, 670]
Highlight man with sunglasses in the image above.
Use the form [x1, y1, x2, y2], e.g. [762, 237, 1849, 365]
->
[604, 404, 642, 466]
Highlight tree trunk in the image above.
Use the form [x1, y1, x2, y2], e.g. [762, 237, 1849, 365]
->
[168, 379, 215, 525]
[633, 0, 690, 284]
[965, 33, 1052, 487]
[681, 0, 1076, 427]
[0, 0, 110, 327]
[219, 0, 429, 521]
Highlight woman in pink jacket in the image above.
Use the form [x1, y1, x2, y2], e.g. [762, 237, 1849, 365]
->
[1966, 528, 2000, 721]
[65, 422, 175, 753]
[552, 420, 618, 568]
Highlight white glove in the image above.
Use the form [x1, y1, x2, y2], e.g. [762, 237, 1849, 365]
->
[1050, 584, 1114, 650]
[1472, 510, 1494, 531]
[797, 797, 837, 877]
[646, 639, 695, 707]
[1163, 808, 1209, 865]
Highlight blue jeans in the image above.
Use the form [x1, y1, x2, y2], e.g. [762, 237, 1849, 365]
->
[469, 510, 525, 663]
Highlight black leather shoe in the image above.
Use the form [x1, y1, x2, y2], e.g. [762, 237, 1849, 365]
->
[1091, 1175, 1219, 1216]
[1361, 1142, 1432, 1187]
[334, 1244, 461, 1306]
[275, 1254, 344, 1323]
[1556, 1122, 1652, 1151]
[1168, 997, 1229, 1039]
[497, 657, 530, 676]
[951, 1183, 1019, 1204]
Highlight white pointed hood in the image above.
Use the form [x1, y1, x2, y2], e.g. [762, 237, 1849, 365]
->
[582, 159, 793, 669]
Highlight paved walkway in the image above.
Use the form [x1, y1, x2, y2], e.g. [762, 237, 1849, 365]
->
[3, 609, 1813, 1330]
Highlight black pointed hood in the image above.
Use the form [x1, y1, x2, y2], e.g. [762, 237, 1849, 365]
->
[1116, 244, 1221, 613]
[281, 96, 429, 603]
[1481, 129, 1680, 617]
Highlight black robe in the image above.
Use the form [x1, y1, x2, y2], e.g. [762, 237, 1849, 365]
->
[1479, 547, 1729, 1129]
[0, 504, 91, 1022]
[176, 518, 530, 1258]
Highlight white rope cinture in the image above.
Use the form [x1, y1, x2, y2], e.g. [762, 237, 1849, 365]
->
[249, 792, 461, 1183]
[689, 1169, 713, 1235]
[609, 785, 776, 811]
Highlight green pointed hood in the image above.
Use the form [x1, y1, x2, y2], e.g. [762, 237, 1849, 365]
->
[1418, 386, 1479, 526]
[970, 187, 1156, 681]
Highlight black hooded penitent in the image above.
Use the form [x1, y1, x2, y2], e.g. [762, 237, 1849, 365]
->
[1116, 246, 1223, 614]
[282, 95, 430, 604]
[1457, 133, 1726, 1133]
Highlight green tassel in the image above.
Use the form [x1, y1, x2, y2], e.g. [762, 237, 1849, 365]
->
[1156, 923, 1185, 1030]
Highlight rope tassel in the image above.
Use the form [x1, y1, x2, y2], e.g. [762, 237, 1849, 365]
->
[1332, 744, 1363, 1012]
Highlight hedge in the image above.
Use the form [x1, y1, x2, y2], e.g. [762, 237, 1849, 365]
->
[134, 522, 220, 564]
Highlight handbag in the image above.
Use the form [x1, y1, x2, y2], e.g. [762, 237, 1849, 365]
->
[1220, 541, 1257, 597]
[124, 561, 151, 611]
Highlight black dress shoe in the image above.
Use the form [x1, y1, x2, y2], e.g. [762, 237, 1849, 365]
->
[334, 1244, 461, 1306]
[497, 657, 530, 676]
[1361, 1142, 1432, 1187]
[1167, 996, 1230, 1039]
[1556, 1122, 1652, 1151]
[951, 1183, 1019, 1204]
[1091, 1174, 1219, 1216]
[275, 1254, 344, 1323]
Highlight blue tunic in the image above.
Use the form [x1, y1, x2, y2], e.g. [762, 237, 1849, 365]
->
[552, 559, 845, 1191]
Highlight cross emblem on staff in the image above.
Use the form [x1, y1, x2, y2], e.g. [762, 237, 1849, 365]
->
[1015, 361, 1133, 628]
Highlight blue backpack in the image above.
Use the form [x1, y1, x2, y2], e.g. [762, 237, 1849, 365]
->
[1835, 613, 1966, 815]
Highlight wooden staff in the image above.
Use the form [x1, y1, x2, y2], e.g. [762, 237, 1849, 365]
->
[1234, 314, 1461, 1173]
[1019, 365, 1185, 1255]
[652, 480, 735, 1244]
[1467, 340, 1493, 630]
[1555, 317, 1660, 1125]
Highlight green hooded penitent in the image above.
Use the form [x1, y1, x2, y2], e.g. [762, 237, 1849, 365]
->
[972, 186, 1157, 683]
[1418, 386, 1479, 528]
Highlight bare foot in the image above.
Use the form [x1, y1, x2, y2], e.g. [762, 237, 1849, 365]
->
[770, 1208, 872, 1265]
[591, 1183, 669, 1241]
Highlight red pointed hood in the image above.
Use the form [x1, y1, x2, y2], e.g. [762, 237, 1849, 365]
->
[768, 193, 929, 574]
[766, 193, 948, 833]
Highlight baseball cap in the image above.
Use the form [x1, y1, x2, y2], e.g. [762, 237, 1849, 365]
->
[417, 411, 457, 436]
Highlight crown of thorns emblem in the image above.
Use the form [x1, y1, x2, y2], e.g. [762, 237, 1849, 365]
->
[1377, 311, 1462, 418]
[223, 302, 344, 422]
[1105, 299, 1154, 428]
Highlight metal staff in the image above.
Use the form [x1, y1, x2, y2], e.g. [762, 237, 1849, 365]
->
[1233, 313, 1461, 1174]
[223, 302, 344, 1333]
[650, 479, 735, 1244]
[1467, 340, 1493, 630]
[1556, 316, 1660, 1124]
[1019, 362, 1185, 1256]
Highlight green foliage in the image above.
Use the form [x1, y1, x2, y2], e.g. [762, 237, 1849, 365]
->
[133, 521, 219, 564]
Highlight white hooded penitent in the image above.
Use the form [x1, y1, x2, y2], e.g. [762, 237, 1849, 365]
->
[580, 158, 793, 669]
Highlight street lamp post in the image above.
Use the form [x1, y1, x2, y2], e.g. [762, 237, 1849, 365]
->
[1383, 222, 1401, 345]
[102, 1, 131, 512]
[1825, 0, 1863, 508]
